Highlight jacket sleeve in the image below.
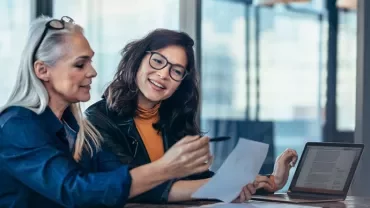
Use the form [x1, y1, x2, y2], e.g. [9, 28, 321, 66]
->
[93, 147, 176, 204]
[181, 170, 215, 180]
[86, 109, 176, 203]
[0, 117, 132, 208]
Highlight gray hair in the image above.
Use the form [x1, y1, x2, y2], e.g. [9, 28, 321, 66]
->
[0, 16, 101, 161]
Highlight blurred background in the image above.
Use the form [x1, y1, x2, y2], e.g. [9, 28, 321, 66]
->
[0, 0, 359, 192]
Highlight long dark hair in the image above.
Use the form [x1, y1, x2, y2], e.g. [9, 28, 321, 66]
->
[104, 29, 200, 140]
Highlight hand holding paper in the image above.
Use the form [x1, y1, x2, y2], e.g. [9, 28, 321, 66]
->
[192, 138, 269, 202]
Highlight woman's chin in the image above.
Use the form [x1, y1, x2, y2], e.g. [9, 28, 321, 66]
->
[147, 96, 163, 103]
[77, 94, 91, 103]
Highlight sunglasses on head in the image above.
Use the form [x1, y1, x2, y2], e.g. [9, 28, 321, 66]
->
[32, 16, 74, 64]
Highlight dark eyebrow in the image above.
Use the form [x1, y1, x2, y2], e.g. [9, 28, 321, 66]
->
[172, 63, 186, 69]
[154, 51, 186, 69]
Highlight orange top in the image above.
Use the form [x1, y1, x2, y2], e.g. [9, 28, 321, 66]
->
[134, 103, 164, 162]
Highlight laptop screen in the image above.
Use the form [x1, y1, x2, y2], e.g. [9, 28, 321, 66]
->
[289, 143, 364, 195]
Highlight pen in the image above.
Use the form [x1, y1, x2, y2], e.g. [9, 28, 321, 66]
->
[209, 136, 231, 142]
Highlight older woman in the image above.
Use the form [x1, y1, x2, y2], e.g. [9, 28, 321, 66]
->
[0, 16, 211, 208]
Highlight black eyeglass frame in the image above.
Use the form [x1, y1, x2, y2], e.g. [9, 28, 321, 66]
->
[32, 16, 74, 64]
[146, 51, 188, 82]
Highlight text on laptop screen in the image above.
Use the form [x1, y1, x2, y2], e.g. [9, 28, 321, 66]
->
[292, 146, 362, 193]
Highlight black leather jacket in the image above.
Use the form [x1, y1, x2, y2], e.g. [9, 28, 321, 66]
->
[85, 99, 214, 203]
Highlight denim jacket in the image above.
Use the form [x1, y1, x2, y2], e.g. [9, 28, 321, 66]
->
[0, 106, 132, 208]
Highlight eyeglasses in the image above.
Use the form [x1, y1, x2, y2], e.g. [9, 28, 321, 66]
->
[32, 16, 74, 63]
[146, 51, 188, 82]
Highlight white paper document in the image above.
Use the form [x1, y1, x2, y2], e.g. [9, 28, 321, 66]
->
[192, 138, 269, 202]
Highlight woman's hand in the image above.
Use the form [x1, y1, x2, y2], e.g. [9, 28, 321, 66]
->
[232, 183, 256, 203]
[156, 135, 213, 179]
[254, 149, 298, 192]
[272, 148, 298, 190]
[254, 175, 275, 191]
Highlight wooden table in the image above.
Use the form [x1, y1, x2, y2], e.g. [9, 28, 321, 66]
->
[126, 196, 370, 208]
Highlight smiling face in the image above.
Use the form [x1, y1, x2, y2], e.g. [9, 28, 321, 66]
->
[35, 32, 97, 105]
[136, 45, 188, 109]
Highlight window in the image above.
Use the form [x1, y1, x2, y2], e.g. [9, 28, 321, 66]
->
[0, 1, 31, 106]
[201, 0, 327, 191]
[201, 0, 247, 120]
[337, 11, 356, 131]
[244, 6, 327, 191]
[54, 0, 180, 109]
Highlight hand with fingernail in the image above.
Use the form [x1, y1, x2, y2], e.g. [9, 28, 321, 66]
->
[229, 149, 298, 203]
[254, 148, 298, 192]
[232, 183, 257, 203]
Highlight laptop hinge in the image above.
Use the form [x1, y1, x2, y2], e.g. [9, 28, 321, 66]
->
[288, 192, 344, 199]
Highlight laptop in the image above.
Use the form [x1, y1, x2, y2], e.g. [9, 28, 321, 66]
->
[252, 142, 364, 203]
